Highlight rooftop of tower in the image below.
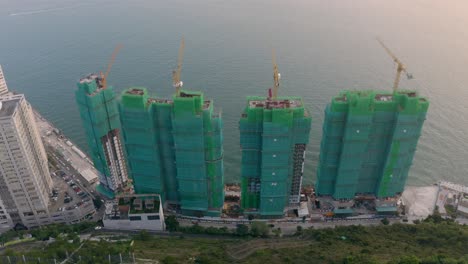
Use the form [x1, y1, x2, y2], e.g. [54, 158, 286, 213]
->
[79, 73, 100, 85]
[123, 87, 212, 110]
[78, 73, 106, 96]
[0, 95, 22, 118]
[333, 90, 427, 103]
[330, 90, 429, 114]
[247, 96, 303, 109]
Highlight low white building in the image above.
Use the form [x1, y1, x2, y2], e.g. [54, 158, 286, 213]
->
[103, 194, 165, 231]
[457, 197, 468, 217]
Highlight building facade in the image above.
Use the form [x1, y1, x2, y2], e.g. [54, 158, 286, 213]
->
[0, 65, 10, 96]
[239, 96, 311, 218]
[0, 94, 53, 231]
[316, 90, 429, 203]
[119, 87, 224, 217]
[75, 74, 129, 197]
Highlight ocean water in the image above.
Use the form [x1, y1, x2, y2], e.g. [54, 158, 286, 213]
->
[1, 0, 467, 186]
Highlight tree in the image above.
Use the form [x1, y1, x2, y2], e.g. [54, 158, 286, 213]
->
[93, 199, 103, 209]
[247, 214, 255, 221]
[250, 221, 269, 238]
[296, 225, 303, 235]
[381, 218, 390, 225]
[235, 224, 249, 236]
[165, 215, 179, 232]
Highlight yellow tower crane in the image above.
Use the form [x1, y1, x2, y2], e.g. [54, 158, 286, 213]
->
[173, 38, 185, 96]
[100, 44, 123, 89]
[271, 50, 281, 100]
[377, 38, 413, 92]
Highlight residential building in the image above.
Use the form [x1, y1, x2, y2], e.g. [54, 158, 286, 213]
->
[0, 94, 53, 230]
[0, 65, 10, 96]
[75, 74, 129, 197]
[119, 87, 224, 217]
[239, 96, 312, 218]
[316, 90, 429, 213]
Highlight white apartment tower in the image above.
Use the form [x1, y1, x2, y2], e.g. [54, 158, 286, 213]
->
[0, 94, 53, 231]
[0, 65, 9, 96]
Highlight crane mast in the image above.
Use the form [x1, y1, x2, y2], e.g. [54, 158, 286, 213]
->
[271, 50, 281, 100]
[100, 44, 123, 89]
[173, 38, 185, 96]
[377, 38, 410, 93]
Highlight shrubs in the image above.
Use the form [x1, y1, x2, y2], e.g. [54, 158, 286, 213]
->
[164, 217, 272, 238]
[0, 222, 96, 245]
[165, 215, 179, 232]
[250, 221, 269, 238]
[235, 224, 249, 237]
[381, 218, 390, 225]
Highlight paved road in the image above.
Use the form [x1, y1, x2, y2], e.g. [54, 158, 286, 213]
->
[34, 110, 100, 187]
[180, 219, 391, 235]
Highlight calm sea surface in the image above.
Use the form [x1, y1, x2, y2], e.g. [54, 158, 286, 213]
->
[1, 0, 467, 186]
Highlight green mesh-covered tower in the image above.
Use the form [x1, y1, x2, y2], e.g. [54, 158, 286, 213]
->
[119, 87, 224, 217]
[240, 96, 312, 218]
[75, 74, 130, 198]
[316, 90, 429, 201]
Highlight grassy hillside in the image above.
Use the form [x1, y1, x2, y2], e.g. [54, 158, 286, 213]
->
[1, 216, 467, 263]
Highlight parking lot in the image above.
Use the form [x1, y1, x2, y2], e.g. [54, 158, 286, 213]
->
[49, 171, 93, 215]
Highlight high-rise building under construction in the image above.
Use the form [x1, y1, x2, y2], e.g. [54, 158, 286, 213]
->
[75, 74, 129, 197]
[240, 96, 312, 218]
[316, 90, 429, 210]
[119, 87, 224, 217]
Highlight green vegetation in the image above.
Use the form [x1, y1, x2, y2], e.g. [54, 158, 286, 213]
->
[0, 222, 96, 243]
[444, 204, 457, 218]
[381, 217, 390, 225]
[92, 198, 103, 209]
[165, 217, 270, 237]
[250, 221, 269, 238]
[1, 216, 467, 263]
[165, 215, 179, 232]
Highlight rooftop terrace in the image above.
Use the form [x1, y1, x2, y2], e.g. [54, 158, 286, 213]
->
[117, 194, 161, 215]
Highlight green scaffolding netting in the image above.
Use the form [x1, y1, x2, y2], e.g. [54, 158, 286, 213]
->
[119, 88, 224, 216]
[239, 96, 312, 218]
[75, 80, 123, 194]
[316, 90, 429, 199]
